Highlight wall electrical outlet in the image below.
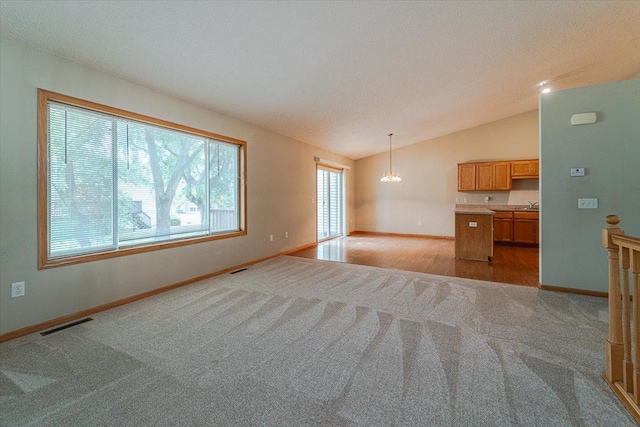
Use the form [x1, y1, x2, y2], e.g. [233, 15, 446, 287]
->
[269, 234, 274, 242]
[11, 281, 25, 298]
[578, 198, 598, 209]
[285, 231, 289, 238]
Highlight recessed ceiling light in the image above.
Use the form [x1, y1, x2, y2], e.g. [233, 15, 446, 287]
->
[541, 86, 552, 94]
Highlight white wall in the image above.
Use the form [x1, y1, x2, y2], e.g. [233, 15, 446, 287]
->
[355, 110, 539, 236]
[540, 78, 640, 292]
[0, 37, 355, 335]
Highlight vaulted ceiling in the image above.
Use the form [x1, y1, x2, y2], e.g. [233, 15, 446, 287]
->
[1, 1, 639, 159]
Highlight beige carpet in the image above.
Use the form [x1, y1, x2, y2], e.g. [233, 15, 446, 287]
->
[0, 256, 634, 426]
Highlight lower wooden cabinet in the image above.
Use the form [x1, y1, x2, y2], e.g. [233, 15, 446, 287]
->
[513, 220, 538, 244]
[513, 211, 539, 244]
[493, 210, 538, 244]
[493, 212, 513, 242]
[455, 212, 493, 261]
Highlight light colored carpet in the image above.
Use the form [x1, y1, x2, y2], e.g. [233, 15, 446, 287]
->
[0, 256, 634, 426]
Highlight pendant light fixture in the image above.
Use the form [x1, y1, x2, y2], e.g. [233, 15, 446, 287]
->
[380, 133, 401, 183]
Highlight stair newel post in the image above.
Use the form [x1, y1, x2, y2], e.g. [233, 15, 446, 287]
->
[603, 215, 625, 383]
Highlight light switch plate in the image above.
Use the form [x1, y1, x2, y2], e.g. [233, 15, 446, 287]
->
[570, 168, 585, 177]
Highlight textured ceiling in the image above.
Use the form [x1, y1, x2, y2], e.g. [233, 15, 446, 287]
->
[1, 1, 639, 159]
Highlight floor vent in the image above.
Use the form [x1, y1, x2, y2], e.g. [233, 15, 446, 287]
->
[41, 318, 93, 336]
[229, 268, 248, 274]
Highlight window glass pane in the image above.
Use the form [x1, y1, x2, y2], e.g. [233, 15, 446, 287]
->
[209, 141, 239, 232]
[48, 104, 115, 257]
[117, 122, 206, 245]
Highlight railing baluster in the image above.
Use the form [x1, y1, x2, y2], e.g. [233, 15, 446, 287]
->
[620, 245, 633, 392]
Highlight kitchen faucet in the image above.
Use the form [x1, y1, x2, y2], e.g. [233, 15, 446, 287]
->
[527, 201, 538, 209]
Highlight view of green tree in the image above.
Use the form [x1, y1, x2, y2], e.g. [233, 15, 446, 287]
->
[118, 122, 204, 236]
[143, 126, 204, 235]
[182, 141, 237, 224]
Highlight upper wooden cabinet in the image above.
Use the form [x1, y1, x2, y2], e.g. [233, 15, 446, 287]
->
[476, 164, 493, 190]
[457, 164, 476, 191]
[458, 159, 538, 191]
[457, 161, 512, 191]
[511, 159, 539, 179]
[477, 162, 511, 191]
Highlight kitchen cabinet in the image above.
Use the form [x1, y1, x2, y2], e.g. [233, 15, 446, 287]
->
[455, 210, 494, 261]
[457, 161, 511, 191]
[476, 162, 511, 191]
[476, 164, 493, 190]
[457, 164, 476, 191]
[511, 159, 539, 179]
[493, 210, 538, 244]
[493, 211, 513, 242]
[513, 211, 539, 244]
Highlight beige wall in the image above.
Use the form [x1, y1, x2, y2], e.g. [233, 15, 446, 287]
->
[355, 110, 539, 236]
[0, 37, 355, 335]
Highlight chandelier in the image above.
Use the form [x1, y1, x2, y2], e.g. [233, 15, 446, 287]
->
[380, 133, 401, 183]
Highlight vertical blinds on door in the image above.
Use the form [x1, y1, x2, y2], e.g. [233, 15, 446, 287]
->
[317, 165, 342, 241]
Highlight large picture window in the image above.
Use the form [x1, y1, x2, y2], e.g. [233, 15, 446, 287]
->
[38, 89, 246, 268]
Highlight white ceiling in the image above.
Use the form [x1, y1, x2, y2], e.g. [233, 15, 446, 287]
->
[1, 1, 639, 159]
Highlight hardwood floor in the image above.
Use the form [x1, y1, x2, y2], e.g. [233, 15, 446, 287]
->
[290, 233, 539, 287]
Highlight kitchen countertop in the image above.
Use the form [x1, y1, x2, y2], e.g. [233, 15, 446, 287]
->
[456, 204, 539, 212]
[454, 207, 495, 215]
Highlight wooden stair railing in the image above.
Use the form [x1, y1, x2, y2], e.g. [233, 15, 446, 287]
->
[603, 214, 640, 423]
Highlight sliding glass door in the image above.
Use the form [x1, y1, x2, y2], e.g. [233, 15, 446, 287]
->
[317, 166, 343, 241]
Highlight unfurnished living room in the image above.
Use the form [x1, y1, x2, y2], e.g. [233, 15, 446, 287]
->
[1, 1, 639, 426]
